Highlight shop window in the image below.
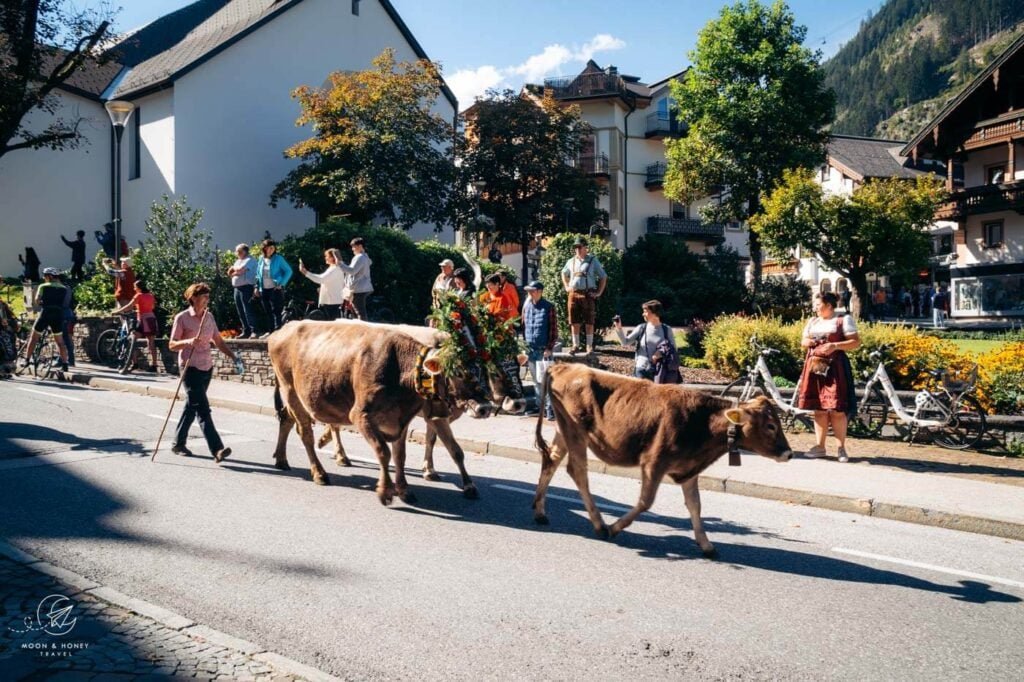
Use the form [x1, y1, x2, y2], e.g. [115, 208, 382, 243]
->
[954, 275, 1024, 316]
[983, 221, 1003, 248]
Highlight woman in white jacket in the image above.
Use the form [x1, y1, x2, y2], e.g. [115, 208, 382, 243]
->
[337, 237, 374, 320]
[299, 248, 347, 320]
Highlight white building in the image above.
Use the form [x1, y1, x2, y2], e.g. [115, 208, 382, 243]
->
[0, 0, 457, 278]
[529, 61, 750, 257]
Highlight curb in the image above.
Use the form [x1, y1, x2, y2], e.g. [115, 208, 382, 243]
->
[0, 539, 342, 681]
[72, 372, 1024, 543]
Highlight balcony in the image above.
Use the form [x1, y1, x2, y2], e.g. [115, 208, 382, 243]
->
[645, 112, 686, 138]
[577, 152, 609, 177]
[646, 216, 725, 244]
[645, 162, 666, 189]
[935, 180, 1024, 220]
[544, 73, 631, 101]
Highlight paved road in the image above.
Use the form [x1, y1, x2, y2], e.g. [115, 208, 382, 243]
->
[2, 378, 1023, 680]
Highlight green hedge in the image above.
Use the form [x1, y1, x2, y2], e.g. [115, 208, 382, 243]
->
[537, 232, 622, 340]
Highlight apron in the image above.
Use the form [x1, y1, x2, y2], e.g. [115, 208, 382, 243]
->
[797, 317, 853, 413]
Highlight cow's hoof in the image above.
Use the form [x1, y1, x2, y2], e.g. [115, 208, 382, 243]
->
[534, 514, 549, 526]
[313, 475, 331, 486]
[335, 456, 352, 467]
[596, 524, 611, 540]
[701, 546, 719, 560]
[423, 470, 440, 482]
[378, 491, 394, 506]
[399, 490, 417, 504]
[274, 460, 291, 471]
[462, 484, 479, 500]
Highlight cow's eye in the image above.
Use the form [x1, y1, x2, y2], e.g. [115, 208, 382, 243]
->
[767, 423, 777, 432]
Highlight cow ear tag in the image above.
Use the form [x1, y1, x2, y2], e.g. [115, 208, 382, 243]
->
[725, 409, 744, 425]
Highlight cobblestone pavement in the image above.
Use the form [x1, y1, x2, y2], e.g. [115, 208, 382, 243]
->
[0, 557, 301, 680]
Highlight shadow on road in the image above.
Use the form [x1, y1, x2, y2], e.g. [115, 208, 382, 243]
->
[851, 454, 1024, 482]
[0, 422, 146, 460]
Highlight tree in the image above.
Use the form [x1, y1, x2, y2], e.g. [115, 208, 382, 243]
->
[458, 89, 605, 285]
[750, 168, 947, 319]
[0, 0, 114, 160]
[270, 48, 455, 230]
[663, 0, 835, 291]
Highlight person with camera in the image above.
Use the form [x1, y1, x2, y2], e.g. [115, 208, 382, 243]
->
[797, 292, 860, 462]
[613, 300, 677, 382]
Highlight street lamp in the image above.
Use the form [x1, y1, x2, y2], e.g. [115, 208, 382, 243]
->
[471, 179, 486, 256]
[105, 100, 135, 262]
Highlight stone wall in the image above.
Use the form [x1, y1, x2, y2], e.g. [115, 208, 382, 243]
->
[212, 338, 275, 386]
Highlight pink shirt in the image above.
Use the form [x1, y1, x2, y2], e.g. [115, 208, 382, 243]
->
[170, 307, 220, 371]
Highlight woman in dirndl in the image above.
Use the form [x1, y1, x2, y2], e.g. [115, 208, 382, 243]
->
[797, 292, 860, 462]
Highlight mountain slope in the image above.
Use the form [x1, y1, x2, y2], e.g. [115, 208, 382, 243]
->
[825, 0, 1024, 139]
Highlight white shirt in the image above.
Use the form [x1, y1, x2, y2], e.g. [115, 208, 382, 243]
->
[803, 315, 858, 340]
[302, 265, 347, 305]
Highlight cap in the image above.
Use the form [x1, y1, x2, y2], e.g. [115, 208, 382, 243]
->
[438, 258, 455, 267]
[524, 280, 544, 291]
[573, 236, 588, 247]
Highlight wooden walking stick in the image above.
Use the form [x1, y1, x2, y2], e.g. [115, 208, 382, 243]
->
[152, 308, 209, 462]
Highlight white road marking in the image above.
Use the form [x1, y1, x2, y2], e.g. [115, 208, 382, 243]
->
[13, 387, 82, 402]
[832, 547, 1024, 589]
[147, 413, 233, 434]
[491, 483, 634, 514]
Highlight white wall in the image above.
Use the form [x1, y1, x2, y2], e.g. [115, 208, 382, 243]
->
[121, 90, 174, 247]
[960, 211, 1024, 266]
[0, 92, 110, 277]
[166, 0, 457, 252]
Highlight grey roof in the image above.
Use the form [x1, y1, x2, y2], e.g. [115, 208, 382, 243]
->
[43, 50, 125, 100]
[828, 134, 922, 180]
[107, 0, 458, 110]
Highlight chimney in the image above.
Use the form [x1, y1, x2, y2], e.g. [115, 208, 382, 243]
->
[605, 65, 618, 77]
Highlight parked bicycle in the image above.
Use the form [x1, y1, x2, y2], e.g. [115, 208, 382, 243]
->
[850, 347, 986, 450]
[13, 325, 62, 379]
[96, 314, 137, 369]
[281, 294, 327, 324]
[341, 294, 395, 324]
[718, 335, 815, 432]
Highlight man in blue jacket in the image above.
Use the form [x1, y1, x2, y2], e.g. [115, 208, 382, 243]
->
[522, 280, 558, 420]
[255, 239, 292, 336]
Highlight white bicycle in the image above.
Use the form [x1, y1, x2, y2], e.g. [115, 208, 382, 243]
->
[851, 348, 986, 450]
[718, 335, 815, 432]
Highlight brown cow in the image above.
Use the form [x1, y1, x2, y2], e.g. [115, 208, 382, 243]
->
[534, 364, 794, 558]
[269, 320, 494, 503]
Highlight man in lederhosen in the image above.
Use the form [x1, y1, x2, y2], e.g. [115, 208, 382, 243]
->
[560, 236, 607, 354]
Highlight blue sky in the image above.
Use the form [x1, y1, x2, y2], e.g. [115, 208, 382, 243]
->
[113, 0, 880, 107]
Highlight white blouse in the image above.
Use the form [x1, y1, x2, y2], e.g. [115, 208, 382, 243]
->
[302, 265, 347, 305]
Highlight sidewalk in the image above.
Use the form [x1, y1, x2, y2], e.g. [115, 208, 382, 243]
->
[57, 363, 1024, 542]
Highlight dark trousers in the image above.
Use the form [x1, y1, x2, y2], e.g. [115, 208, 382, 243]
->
[352, 292, 369, 320]
[320, 304, 342, 320]
[260, 287, 284, 330]
[62, 319, 75, 366]
[70, 261, 84, 281]
[175, 367, 224, 454]
[233, 285, 258, 334]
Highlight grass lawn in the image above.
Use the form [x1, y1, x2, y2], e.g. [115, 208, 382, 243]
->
[1, 282, 26, 317]
[949, 339, 1006, 357]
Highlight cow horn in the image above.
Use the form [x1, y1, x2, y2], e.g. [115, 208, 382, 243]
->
[464, 249, 483, 289]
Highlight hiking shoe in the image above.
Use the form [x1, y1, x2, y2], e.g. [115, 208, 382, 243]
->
[171, 444, 194, 457]
[214, 447, 232, 463]
[804, 445, 826, 459]
[837, 447, 849, 463]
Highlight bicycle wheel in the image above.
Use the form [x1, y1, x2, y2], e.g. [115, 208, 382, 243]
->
[306, 309, 327, 322]
[96, 329, 118, 365]
[120, 335, 137, 370]
[718, 378, 762, 402]
[931, 394, 986, 450]
[850, 385, 888, 438]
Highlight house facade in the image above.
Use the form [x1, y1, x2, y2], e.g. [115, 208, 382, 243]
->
[902, 34, 1024, 320]
[537, 62, 750, 257]
[0, 0, 457, 279]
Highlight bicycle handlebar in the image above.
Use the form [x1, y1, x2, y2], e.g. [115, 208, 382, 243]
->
[749, 334, 780, 356]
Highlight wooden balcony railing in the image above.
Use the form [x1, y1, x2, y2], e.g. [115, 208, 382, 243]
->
[646, 216, 725, 244]
[544, 73, 631, 101]
[936, 180, 1024, 219]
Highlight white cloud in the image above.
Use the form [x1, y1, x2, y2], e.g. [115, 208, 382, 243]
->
[449, 34, 627, 110]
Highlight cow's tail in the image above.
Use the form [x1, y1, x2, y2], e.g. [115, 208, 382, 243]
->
[273, 385, 287, 422]
[534, 367, 554, 460]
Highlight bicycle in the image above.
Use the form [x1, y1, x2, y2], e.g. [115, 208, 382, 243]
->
[850, 348, 986, 450]
[13, 326, 62, 379]
[718, 335, 815, 432]
[281, 294, 327, 324]
[341, 294, 395, 324]
[96, 315, 137, 369]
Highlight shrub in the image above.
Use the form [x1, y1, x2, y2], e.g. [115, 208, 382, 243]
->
[848, 323, 967, 390]
[702, 315, 804, 380]
[746, 274, 812, 322]
[977, 342, 1024, 415]
[538, 233, 622, 340]
[620, 236, 744, 325]
[74, 251, 116, 314]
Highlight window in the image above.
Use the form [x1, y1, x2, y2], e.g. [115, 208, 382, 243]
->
[986, 164, 1006, 185]
[351, 0, 360, 15]
[670, 201, 686, 220]
[819, 278, 832, 294]
[983, 221, 1003, 248]
[128, 107, 141, 180]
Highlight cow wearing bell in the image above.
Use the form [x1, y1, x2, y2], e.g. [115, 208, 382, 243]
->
[534, 363, 794, 557]
[269, 320, 494, 503]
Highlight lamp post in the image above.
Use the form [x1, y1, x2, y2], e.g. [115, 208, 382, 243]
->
[471, 179, 486, 258]
[105, 100, 135, 263]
